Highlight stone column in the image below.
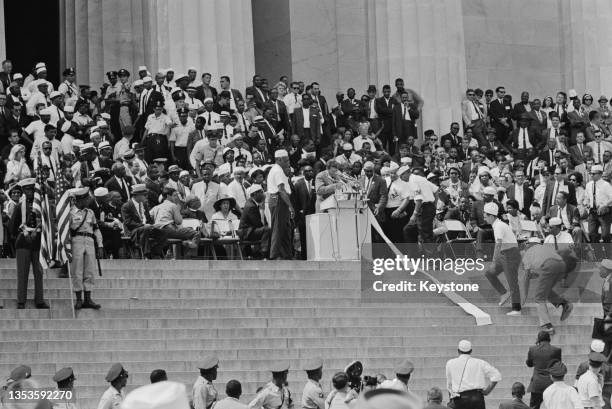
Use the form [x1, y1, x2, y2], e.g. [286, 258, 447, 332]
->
[559, 0, 612, 94]
[62, 0, 255, 91]
[0, 0, 6, 61]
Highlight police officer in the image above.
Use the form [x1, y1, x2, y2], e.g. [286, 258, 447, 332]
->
[53, 367, 77, 409]
[70, 187, 103, 310]
[10, 178, 48, 309]
[248, 362, 293, 409]
[1, 365, 32, 407]
[301, 358, 324, 409]
[193, 356, 219, 409]
[379, 359, 416, 394]
[97, 363, 128, 409]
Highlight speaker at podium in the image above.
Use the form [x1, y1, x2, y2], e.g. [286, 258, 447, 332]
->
[306, 191, 371, 260]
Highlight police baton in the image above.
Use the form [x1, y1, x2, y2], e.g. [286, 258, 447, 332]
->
[93, 236, 103, 277]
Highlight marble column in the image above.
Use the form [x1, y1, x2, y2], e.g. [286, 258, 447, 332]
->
[287, 0, 467, 135]
[0, 0, 5, 61]
[62, 0, 255, 91]
[559, 0, 612, 94]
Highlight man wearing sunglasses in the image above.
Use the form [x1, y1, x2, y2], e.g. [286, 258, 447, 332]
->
[462, 88, 486, 145]
[488, 86, 513, 145]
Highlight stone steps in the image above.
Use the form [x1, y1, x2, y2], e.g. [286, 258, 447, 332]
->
[0, 259, 598, 409]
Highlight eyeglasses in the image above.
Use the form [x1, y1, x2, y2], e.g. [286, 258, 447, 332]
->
[467, 93, 475, 97]
[292, 87, 299, 90]
[569, 178, 576, 182]
[498, 91, 506, 94]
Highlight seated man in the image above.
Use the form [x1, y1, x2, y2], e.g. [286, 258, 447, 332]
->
[150, 186, 199, 255]
[545, 190, 582, 244]
[92, 187, 123, 259]
[121, 184, 168, 259]
[238, 184, 270, 258]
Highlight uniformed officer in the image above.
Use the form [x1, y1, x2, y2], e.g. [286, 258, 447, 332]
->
[601, 259, 612, 317]
[10, 178, 48, 309]
[97, 363, 128, 409]
[248, 362, 293, 409]
[69, 187, 103, 310]
[192, 356, 219, 409]
[53, 367, 77, 409]
[301, 358, 324, 409]
[379, 359, 414, 392]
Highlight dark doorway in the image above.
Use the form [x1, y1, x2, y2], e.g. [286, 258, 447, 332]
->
[5, 0, 60, 84]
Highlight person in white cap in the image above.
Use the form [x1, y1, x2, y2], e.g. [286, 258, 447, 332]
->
[385, 165, 414, 243]
[122, 381, 190, 409]
[576, 351, 607, 409]
[574, 339, 612, 407]
[267, 149, 294, 259]
[335, 142, 361, 166]
[25, 80, 51, 116]
[584, 164, 612, 251]
[248, 361, 292, 409]
[238, 184, 270, 258]
[521, 236, 573, 334]
[483, 201, 522, 315]
[543, 216, 574, 248]
[445, 340, 501, 409]
[199, 97, 220, 131]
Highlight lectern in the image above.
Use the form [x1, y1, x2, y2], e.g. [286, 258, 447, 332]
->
[306, 191, 371, 261]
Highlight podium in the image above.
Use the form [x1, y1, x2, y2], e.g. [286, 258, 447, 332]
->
[306, 194, 371, 261]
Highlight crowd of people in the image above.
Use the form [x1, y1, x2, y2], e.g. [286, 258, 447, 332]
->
[3, 333, 612, 409]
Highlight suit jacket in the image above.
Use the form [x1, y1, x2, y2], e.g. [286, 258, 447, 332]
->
[245, 86, 268, 109]
[105, 176, 132, 203]
[498, 398, 530, 409]
[568, 143, 592, 166]
[566, 110, 588, 143]
[506, 184, 534, 217]
[293, 178, 316, 219]
[121, 200, 153, 233]
[194, 85, 218, 102]
[461, 99, 485, 127]
[265, 99, 290, 134]
[374, 97, 394, 120]
[440, 132, 462, 148]
[291, 107, 322, 142]
[2, 113, 27, 136]
[510, 127, 540, 151]
[528, 109, 548, 135]
[511, 102, 532, 120]
[314, 170, 338, 210]
[359, 174, 388, 215]
[546, 203, 580, 226]
[311, 94, 329, 118]
[542, 180, 576, 215]
[461, 161, 480, 183]
[538, 148, 558, 169]
[239, 197, 264, 233]
[526, 342, 562, 393]
[391, 103, 419, 141]
[143, 90, 164, 117]
[227, 88, 243, 103]
[489, 99, 513, 134]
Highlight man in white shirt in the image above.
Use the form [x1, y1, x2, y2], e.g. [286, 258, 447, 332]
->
[283, 82, 302, 115]
[169, 107, 194, 170]
[576, 352, 606, 409]
[522, 236, 573, 335]
[541, 360, 582, 409]
[483, 201, 522, 315]
[335, 143, 361, 166]
[267, 150, 294, 260]
[22, 107, 52, 144]
[588, 131, 612, 164]
[227, 167, 249, 211]
[584, 164, 612, 245]
[200, 98, 220, 131]
[446, 340, 501, 409]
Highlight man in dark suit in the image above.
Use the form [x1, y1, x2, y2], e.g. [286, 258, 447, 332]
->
[245, 74, 268, 110]
[528, 98, 548, 136]
[121, 184, 167, 258]
[440, 123, 462, 148]
[510, 114, 540, 158]
[461, 149, 482, 183]
[566, 98, 589, 144]
[218, 75, 243, 107]
[506, 170, 534, 218]
[538, 139, 560, 170]
[569, 132, 592, 166]
[498, 382, 529, 409]
[359, 161, 388, 222]
[105, 162, 132, 203]
[194, 72, 218, 102]
[375, 85, 395, 154]
[1, 102, 27, 138]
[291, 94, 322, 144]
[525, 331, 561, 409]
[310, 82, 329, 118]
[546, 191, 582, 243]
[265, 88, 290, 136]
[293, 164, 316, 260]
[511, 91, 532, 121]
[391, 92, 419, 146]
[542, 167, 576, 215]
[238, 184, 270, 258]
[134, 77, 164, 141]
[489, 86, 513, 144]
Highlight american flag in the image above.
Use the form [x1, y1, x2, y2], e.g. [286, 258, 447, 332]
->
[55, 168, 73, 265]
[32, 153, 53, 270]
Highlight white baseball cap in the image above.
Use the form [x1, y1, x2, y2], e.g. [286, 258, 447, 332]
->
[483, 202, 498, 216]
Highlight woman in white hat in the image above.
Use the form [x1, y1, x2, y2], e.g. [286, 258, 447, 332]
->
[4, 144, 30, 185]
[209, 194, 239, 238]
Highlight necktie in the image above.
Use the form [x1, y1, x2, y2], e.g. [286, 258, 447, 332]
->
[551, 182, 558, 206]
[294, 94, 297, 103]
[537, 111, 541, 122]
[403, 105, 406, 118]
[555, 128, 558, 138]
[553, 235, 558, 251]
[241, 183, 247, 201]
[139, 203, 145, 222]
[593, 182, 597, 208]
[204, 182, 208, 195]
[366, 178, 372, 195]
[208, 112, 211, 126]
[522, 128, 526, 148]
[260, 204, 268, 226]
[240, 114, 246, 129]
[579, 144, 583, 156]
[599, 142, 602, 163]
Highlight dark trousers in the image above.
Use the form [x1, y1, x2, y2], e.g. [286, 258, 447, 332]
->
[131, 225, 168, 257]
[530, 392, 543, 409]
[469, 119, 486, 146]
[297, 218, 308, 260]
[241, 226, 271, 257]
[486, 246, 522, 310]
[174, 146, 189, 170]
[269, 194, 293, 260]
[452, 390, 485, 409]
[16, 248, 44, 304]
[418, 202, 436, 243]
[384, 208, 408, 243]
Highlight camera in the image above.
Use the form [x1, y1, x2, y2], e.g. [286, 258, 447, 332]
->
[362, 375, 378, 387]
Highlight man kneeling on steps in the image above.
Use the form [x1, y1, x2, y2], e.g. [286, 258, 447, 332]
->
[70, 187, 102, 310]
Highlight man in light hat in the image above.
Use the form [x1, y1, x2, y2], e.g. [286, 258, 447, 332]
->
[53, 367, 77, 409]
[446, 340, 501, 409]
[70, 187, 103, 309]
[248, 362, 292, 409]
[267, 149, 294, 260]
[335, 142, 361, 166]
[58, 68, 78, 107]
[576, 351, 606, 408]
[585, 164, 612, 255]
[301, 358, 324, 409]
[379, 359, 419, 401]
[193, 356, 219, 409]
[238, 184, 270, 258]
[483, 201, 522, 315]
[121, 184, 168, 259]
[97, 363, 128, 409]
[10, 178, 48, 309]
[122, 381, 189, 409]
[542, 360, 582, 409]
[522, 236, 573, 334]
[575, 339, 612, 407]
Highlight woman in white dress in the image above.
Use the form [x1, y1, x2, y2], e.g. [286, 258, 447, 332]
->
[4, 144, 30, 186]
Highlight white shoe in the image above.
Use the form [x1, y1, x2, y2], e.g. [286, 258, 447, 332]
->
[498, 292, 511, 306]
[506, 310, 522, 316]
